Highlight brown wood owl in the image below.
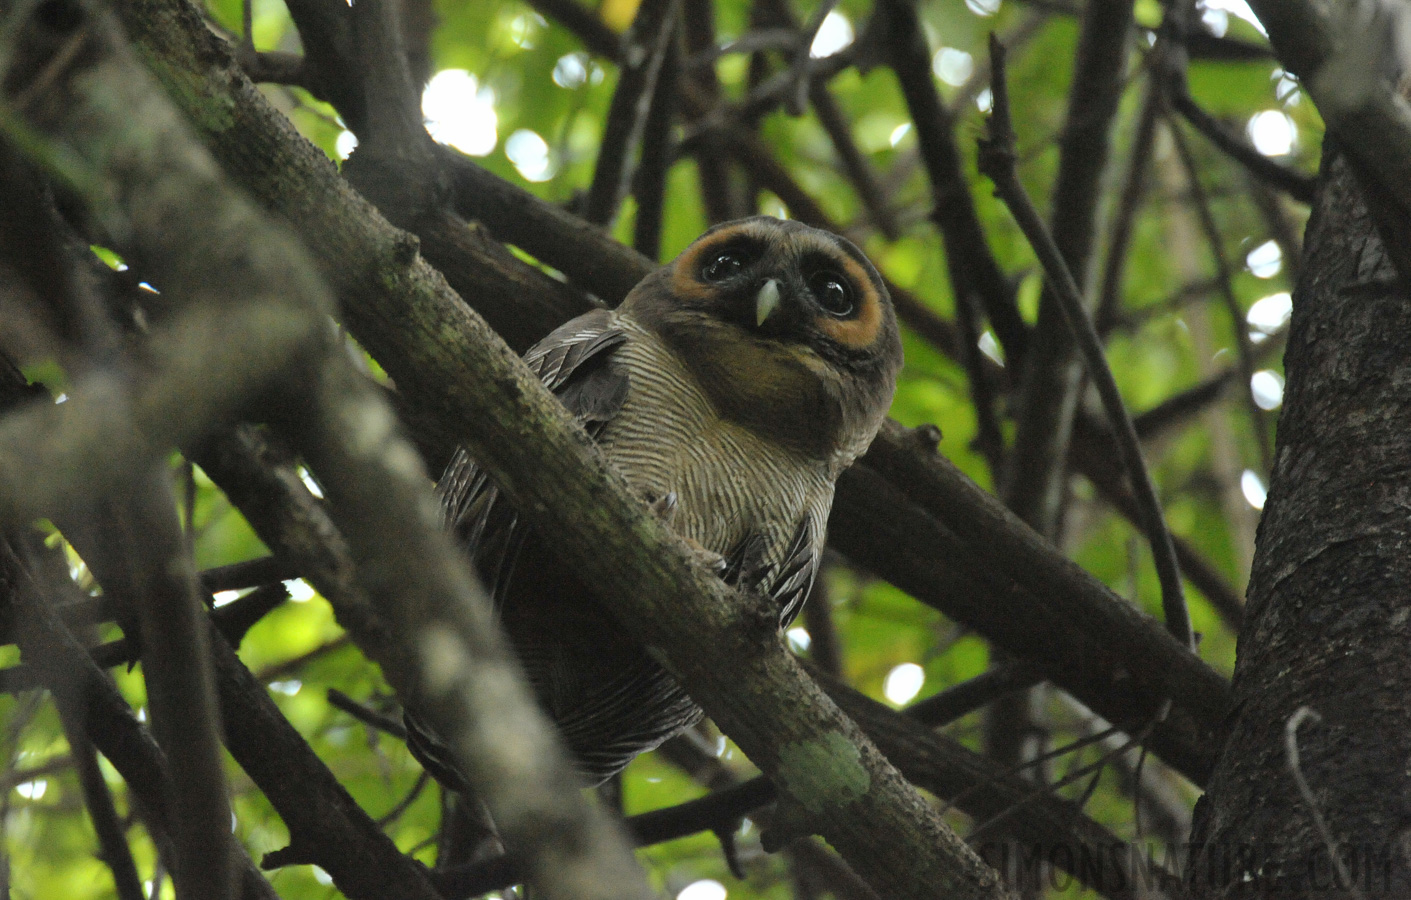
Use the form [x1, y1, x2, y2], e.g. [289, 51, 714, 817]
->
[408, 216, 903, 786]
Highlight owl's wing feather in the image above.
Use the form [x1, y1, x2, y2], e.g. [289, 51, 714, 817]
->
[717, 515, 816, 626]
[771, 517, 819, 628]
[724, 516, 817, 628]
[408, 310, 631, 790]
[437, 309, 629, 589]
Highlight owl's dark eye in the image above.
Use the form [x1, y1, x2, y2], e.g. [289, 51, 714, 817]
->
[702, 252, 744, 283]
[809, 271, 854, 317]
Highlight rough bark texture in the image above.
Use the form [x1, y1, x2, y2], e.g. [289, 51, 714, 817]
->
[1187, 151, 1411, 897]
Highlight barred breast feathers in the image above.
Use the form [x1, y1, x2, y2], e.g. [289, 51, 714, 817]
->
[597, 314, 834, 589]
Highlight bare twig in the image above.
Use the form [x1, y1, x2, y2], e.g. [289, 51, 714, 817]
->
[680, 0, 743, 223]
[57, 675, 145, 900]
[582, 0, 682, 225]
[1166, 85, 1317, 203]
[953, 281, 1006, 477]
[809, 82, 901, 239]
[799, 568, 844, 677]
[4, 538, 283, 900]
[877, 0, 1025, 361]
[906, 662, 1045, 728]
[999, 0, 1134, 537]
[784, 0, 839, 114]
[684, 27, 798, 69]
[964, 717, 1158, 843]
[1167, 112, 1274, 472]
[979, 35, 1193, 652]
[327, 688, 407, 739]
[1285, 707, 1366, 900]
[631, 27, 680, 260]
[376, 770, 430, 828]
[750, 0, 899, 238]
[1095, 75, 1161, 332]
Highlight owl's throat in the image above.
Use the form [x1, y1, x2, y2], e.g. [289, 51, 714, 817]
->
[669, 325, 845, 464]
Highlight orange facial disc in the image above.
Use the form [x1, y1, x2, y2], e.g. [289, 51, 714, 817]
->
[817, 253, 883, 350]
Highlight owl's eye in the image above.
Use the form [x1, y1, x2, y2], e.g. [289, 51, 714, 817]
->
[809, 271, 854, 317]
[701, 252, 744, 283]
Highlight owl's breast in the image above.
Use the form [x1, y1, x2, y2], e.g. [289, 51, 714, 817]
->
[596, 318, 833, 578]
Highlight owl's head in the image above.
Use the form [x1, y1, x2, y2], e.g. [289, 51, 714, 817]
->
[624, 217, 903, 468]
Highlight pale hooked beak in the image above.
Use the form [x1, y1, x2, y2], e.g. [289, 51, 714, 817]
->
[755, 279, 781, 327]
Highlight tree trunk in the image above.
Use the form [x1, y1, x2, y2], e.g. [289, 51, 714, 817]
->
[1187, 149, 1411, 897]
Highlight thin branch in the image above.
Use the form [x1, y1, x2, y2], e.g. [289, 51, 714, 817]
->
[808, 82, 901, 239]
[0, 582, 290, 694]
[1095, 74, 1162, 332]
[199, 556, 300, 593]
[1167, 87, 1317, 203]
[952, 279, 1006, 479]
[999, 0, 1135, 537]
[1166, 112, 1273, 472]
[3, 536, 281, 900]
[727, 48, 856, 125]
[684, 27, 799, 69]
[1245, 171, 1304, 286]
[204, 624, 446, 898]
[1132, 369, 1238, 438]
[783, 0, 840, 115]
[877, 0, 1026, 361]
[1068, 431, 1247, 629]
[751, 0, 899, 238]
[799, 571, 843, 678]
[979, 35, 1194, 652]
[680, 0, 743, 223]
[57, 681, 145, 900]
[629, 777, 775, 847]
[523, 0, 621, 58]
[347, 0, 433, 162]
[905, 662, 1045, 728]
[631, 27, 680, 260]
[327, 688, 407, 739]
[964, 718, 1159, 844]
[940, 721, 1130, 819]
[1154, 0, 1317, 207]
[376, 770, 430, 829]
[254, 636, 351, 682]
[582, 0, 682, 226]
[443, 148, 645, 308]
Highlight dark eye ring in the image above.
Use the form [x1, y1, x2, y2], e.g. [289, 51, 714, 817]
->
[809, 271, 854, 317]
[702, 252, 743, 283]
